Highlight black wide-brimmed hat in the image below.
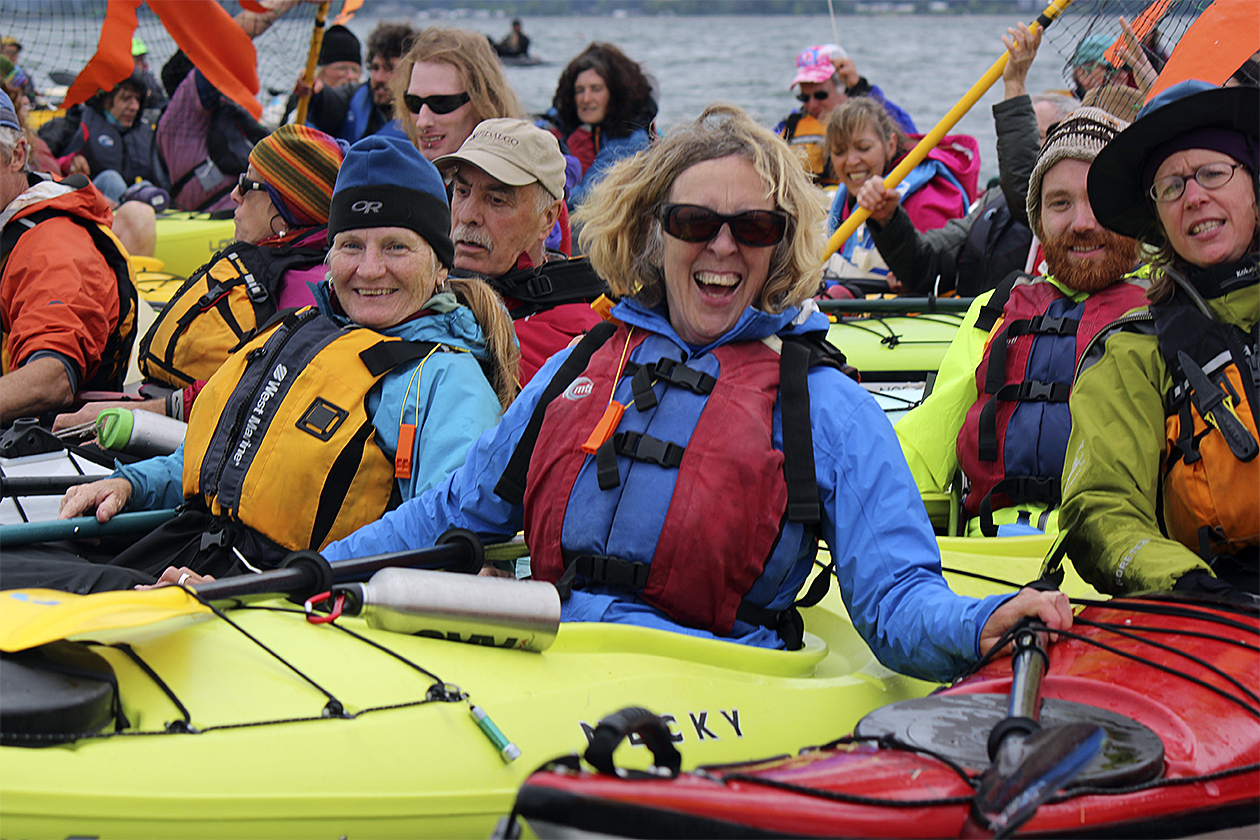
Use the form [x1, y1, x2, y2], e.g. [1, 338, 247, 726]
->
[1087, 80, 1259, 242]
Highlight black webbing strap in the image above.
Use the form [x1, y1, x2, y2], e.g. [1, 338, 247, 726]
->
[973, 271, 1021, 334]
[780, 338, 821, 525]
[562, 550, 652, 590]
[977, 380, 1071, 462]
[494, 320, 618, 504]
[358, 340, 438, 376]
[982, 315, 1080, 395]
[735, 600, 805, 651]
[978, 475, 1060, 537]
[627, 357, 717, 412]
[1224, 322, 1260, 429]
[597, 430, 686, 491]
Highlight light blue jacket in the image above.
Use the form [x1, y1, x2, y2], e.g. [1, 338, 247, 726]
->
[324, 298, 1010, 683]
[116, 282, 503, 511]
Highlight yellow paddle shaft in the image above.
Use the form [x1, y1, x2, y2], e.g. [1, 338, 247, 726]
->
[293, 1, 332, 126]
[821, 0, 1075, 264]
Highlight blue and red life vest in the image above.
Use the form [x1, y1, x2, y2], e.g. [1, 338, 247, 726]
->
[957, 273, 1149, 535]
[496, 321, 844, 647]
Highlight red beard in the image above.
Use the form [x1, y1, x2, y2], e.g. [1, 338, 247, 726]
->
[1042, 229, 1138, 293]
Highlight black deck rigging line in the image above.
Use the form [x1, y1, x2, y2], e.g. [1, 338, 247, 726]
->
[940, 565, 1025, 590]
[195, 595, 348, 716]
[1071, 596, 1260, 634]
[1047, 761, 1260, 801]
[107, 642, 192, 731]
[717, 772, 976, 809]
[1079, 617, 1260, 653]
[1039, 625, 1260, 719]
[1074, 616, 1260, 705]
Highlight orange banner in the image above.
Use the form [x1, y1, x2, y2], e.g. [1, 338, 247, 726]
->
[63, 0, 262, 120]
[1148, 0, 1260, 99]
[62, 0, 140, 110]
[332, 0, 365, 26]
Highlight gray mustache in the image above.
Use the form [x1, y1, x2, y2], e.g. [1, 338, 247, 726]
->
[452, 224, 493, 251]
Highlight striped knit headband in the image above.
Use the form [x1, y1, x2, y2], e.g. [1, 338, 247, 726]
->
[249, 125, 347, 228]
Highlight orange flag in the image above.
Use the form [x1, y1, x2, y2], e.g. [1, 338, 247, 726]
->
[63, 0, 262, 120]
[148, 0, 262, 119]
[1147, 0, 1260, 99]
[333, 0, 365, 26]
[62, 0, 140, 110]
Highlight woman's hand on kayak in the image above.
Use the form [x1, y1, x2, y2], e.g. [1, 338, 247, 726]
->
[856, 178, 900, 225]
[58, 478, 133, 523]
[978, 587, 1072, 657]
[136, 566, 215, 590]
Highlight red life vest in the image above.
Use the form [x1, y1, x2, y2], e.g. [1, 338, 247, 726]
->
[958, 273, 1149, 534]
[521, 325, 792, 636]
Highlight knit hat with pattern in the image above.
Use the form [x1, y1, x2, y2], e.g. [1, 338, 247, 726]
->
[249, 124, 346, 228]
[1026, 105, 1129, 238]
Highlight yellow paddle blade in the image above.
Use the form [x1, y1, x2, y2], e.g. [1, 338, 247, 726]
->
[0, 587, 212, 652]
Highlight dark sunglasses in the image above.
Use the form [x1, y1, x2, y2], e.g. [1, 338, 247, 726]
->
[237, 174, 268, 194]
[795, 90, 831, 103]
[403, 91, 471, 115]
[657, 204, 789, 248]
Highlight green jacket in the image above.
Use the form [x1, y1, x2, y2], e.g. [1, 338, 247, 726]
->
[895, 275, 1087, 536]
[1060, 281, 1259, 594]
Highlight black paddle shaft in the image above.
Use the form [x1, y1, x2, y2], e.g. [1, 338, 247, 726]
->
[1, 474, 101, 497]
[191, 528, 485, 606]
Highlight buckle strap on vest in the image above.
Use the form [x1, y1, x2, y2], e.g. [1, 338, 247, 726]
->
[613, 430, 684, 469]
[735, 601, 805, 651]
[563, 550, 653, 590]
[978, 475, 1060, 537]
[977, 380, 1072, 462]
[626, 357, 717, 412]
[358, 339, 439, 376]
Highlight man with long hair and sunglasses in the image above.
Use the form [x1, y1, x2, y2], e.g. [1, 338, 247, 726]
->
[435, 119, 606, 384]
[775, 43, 915, 187]
[321, 104, 1072, 683]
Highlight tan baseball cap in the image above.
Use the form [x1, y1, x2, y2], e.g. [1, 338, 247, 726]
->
[435, 118, 566, 200]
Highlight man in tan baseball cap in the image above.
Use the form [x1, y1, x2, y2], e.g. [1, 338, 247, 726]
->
[436, 118, 606, 383]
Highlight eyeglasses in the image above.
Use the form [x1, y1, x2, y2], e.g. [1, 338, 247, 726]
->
[657, 203, 789, 248]
[1149, 162, 1244, 203]
[403, 92, 471, 115]
[795, 90, 831, 103]
[237, 174, 268, 194]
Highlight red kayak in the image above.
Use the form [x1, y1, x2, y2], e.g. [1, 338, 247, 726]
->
[504, 595, 1259, 838]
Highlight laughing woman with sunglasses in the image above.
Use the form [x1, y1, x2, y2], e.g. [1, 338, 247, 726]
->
[320, 105, 1071, 682]
[1059, 81, 1259, 599]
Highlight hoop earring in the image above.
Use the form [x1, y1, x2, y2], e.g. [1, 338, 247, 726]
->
[270, 214, 286, 237]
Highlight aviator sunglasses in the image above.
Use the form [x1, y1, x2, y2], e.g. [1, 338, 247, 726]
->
[796, 90, 831, 103]
[403, 91, 471, 115]
[657, 204, 789, 248]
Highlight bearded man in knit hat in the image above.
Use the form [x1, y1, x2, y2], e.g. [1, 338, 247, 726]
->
[53, 124, 345, 432]
[894, 106, 1149, 538]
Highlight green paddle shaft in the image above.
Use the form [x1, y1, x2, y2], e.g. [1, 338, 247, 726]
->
[0, 509, 179, 547]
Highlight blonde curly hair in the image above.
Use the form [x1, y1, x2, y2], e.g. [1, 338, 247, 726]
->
[573, 103, 825, 312]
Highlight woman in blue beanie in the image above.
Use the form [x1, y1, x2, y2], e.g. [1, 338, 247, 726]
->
[34, 136, 519, 592]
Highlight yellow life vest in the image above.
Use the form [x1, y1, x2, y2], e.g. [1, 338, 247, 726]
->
[139, 240, 326, 388]
[182, 307, 436, 551]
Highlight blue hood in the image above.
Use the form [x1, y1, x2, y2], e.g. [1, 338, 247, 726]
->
[612, 297, 830, 355]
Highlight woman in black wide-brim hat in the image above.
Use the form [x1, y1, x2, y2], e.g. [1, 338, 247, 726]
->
[1058, 80, 1259, 600]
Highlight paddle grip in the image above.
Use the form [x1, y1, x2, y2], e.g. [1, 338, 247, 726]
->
[0, 474, 100, 497]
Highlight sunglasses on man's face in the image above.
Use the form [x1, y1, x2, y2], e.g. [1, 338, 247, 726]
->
[403, 92, 471, 115]
[796, 90, 831, 103]
[657, 204, 789, 248]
